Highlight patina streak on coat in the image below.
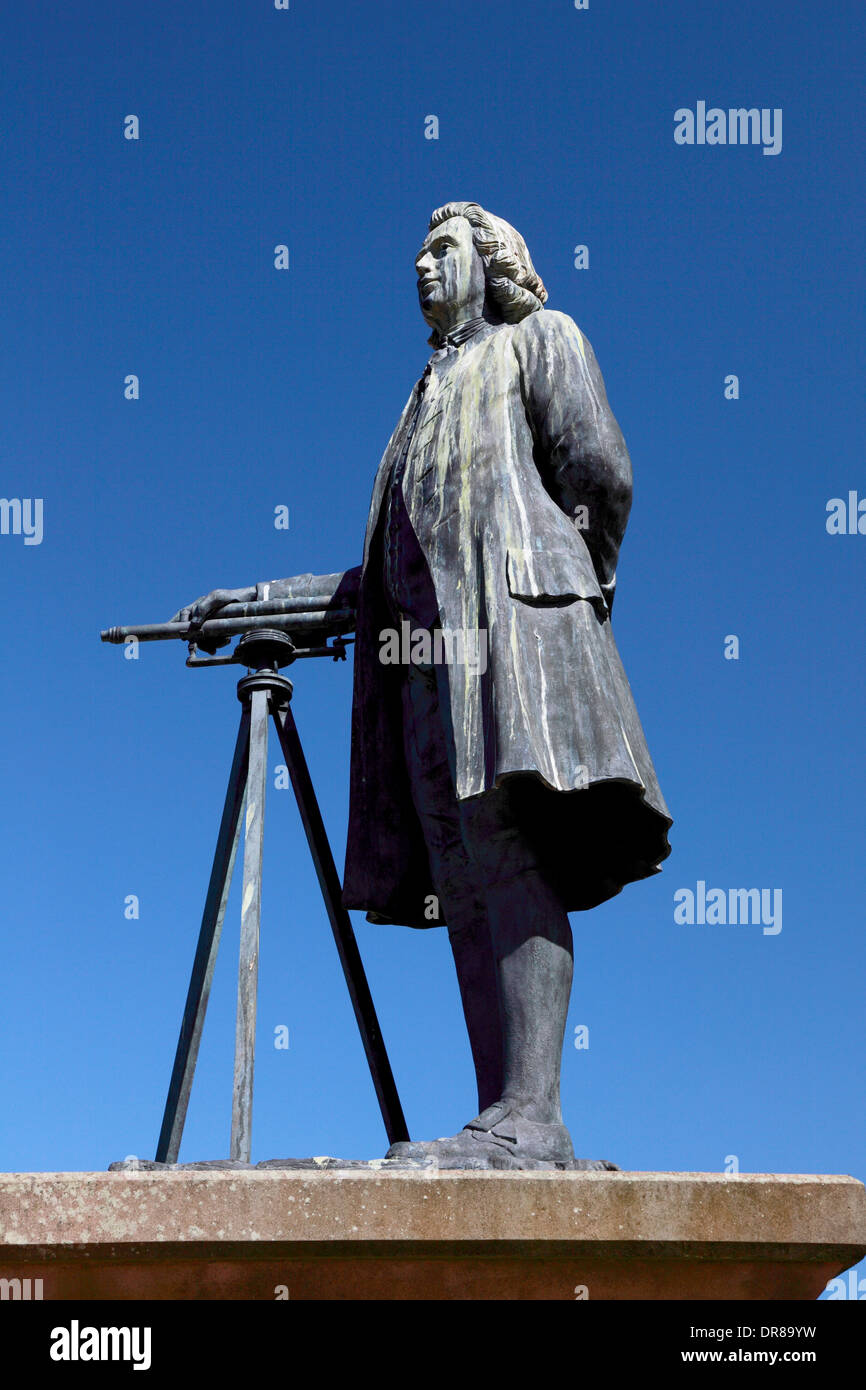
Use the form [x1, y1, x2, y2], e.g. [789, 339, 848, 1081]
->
[267, 311, 672, 927]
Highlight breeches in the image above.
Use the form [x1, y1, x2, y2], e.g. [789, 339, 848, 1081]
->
[399, 658, 545, 934]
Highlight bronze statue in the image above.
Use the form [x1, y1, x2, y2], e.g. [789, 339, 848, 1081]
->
[171, 201, 672, 1169]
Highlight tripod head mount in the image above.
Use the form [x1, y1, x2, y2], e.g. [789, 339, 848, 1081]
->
[186, 627, 353, 670]
[228, 628, 295, 670]
[229, 630, 299, 709]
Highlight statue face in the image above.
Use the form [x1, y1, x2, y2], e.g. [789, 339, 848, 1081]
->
[415, 217, 486, 330]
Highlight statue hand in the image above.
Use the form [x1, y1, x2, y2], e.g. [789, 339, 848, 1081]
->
[168, 586, 256, 626]
[168, 586, 257, 653]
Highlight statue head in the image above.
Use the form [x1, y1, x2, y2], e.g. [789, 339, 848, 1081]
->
[415, 201, 548, 347]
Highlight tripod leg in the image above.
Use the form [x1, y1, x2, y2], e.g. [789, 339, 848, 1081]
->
[230, 686, 269, 1162]
[272, 701, 410, 1146]
[156, 702, 251, 1163]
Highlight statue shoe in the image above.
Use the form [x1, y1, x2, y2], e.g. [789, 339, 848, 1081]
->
[386, 1100, 618, 1171]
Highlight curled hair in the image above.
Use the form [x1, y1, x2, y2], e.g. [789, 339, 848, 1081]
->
[426, 201, 548, 345]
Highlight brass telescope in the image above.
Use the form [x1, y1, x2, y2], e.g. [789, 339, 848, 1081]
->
[100, 595, 355, 651]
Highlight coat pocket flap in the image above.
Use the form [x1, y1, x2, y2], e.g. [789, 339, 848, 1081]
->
[506, 546, 605, 608]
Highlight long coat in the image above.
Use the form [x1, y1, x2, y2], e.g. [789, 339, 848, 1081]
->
[264, 311, 672, 927]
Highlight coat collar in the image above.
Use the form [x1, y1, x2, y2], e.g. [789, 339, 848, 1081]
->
[428, 315, 492, 353]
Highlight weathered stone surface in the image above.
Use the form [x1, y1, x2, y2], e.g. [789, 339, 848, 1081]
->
[108, 1156, 436, 1172]
[107, 1154, 607, 1172]
[1, 1170, 863, 1300]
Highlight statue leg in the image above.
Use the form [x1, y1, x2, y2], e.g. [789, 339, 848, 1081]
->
[443, 898, 504, 1114]
[482, 868, 573, 1126]
[444, 867, 573, 1131]
[392, 660, 614, 1165]
[435, 851, 574, 1127]
[458, 793, 574, 1129]
[398, 659, 504, 1110]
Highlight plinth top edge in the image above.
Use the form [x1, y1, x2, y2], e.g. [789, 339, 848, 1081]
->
[1, 1169, 863, 1186]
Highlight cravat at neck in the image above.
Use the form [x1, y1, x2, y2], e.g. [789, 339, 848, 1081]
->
[433, 316, 488, 353]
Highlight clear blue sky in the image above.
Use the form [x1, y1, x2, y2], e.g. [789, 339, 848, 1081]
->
[0, 1, 863, 1297]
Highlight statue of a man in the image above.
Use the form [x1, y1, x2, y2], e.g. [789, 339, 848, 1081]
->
[172, 202, 672, 1169]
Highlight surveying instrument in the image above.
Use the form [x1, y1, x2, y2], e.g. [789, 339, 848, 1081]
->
[101, 595, 409, 1162]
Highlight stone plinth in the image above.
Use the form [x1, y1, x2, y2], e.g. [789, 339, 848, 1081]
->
[1, 1170, 863, 1300]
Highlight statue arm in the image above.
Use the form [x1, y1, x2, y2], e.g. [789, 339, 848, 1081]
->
[169, 565, 362, 627]
[253, 565, 362, 611]
[513, 310, 632, 610]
